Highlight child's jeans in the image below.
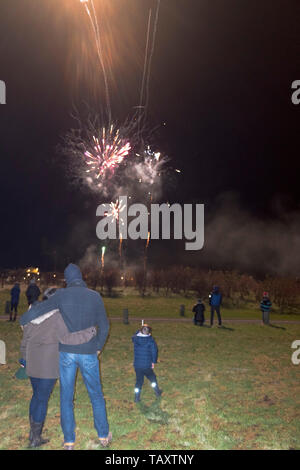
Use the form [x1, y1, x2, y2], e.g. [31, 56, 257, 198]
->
[134, 368, 159, 392]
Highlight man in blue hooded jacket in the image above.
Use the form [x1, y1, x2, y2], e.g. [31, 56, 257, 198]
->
[209, 286, 223, 327]
[20, 263, 111, 450]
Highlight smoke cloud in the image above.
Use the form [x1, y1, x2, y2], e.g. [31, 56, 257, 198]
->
[187, 192, 300, 277]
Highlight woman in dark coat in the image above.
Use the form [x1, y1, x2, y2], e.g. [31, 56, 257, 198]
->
[192, 299, 205, 326]
[25, 279, 41, 306]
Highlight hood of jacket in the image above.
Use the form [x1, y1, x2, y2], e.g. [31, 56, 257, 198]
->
[64, 263, 86, 287]
[133, 334, 153, 345]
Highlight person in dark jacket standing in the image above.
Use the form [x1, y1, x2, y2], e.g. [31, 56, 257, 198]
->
[132, 324, 162, 403]
[20, 263, 111, 450]
[209, 286, 223, 327]
[192, 299, 205, 326]
[26, 279, 41, 306]
[260, 292, 272, 325]
[10, 282, 21, 321]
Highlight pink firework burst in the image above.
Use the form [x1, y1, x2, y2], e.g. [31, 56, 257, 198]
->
[85, 125, 131, 183]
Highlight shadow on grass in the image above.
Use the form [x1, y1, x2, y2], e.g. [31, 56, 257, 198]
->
[268, 323, 286, 331]
[217, 325, 235, 332]
[194, 324, 235, 331]
[136, 399, 170, 425]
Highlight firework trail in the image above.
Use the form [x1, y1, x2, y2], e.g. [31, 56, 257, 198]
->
[142, 231, 151, 295]
[146, 231, 150, 249]
[137, 0, 161, 133]
[119, 232, 123, 269]
[103, 198, 125, 269]
[138, 8, 152, 133]
[145, 231, 150, 268]
[80, 0, 112, 123]
[101, 245, 106, 274]
[110, 199, 125, 269]
[145, 0, 161, 118]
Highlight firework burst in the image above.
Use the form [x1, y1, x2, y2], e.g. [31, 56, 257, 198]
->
[84, 125, 131, 185]
[135, 145, 165, 186]
[105, 198, 126, 225]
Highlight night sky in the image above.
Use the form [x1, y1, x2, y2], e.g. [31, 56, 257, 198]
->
[0, 0, 299, 274]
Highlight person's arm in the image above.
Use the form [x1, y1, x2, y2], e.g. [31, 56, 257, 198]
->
[61, 326, 97, 345]
[132, 332, 140, 343]
[151, 338, 158, 364]
[55, 313, 97, 345]
[20, 324, 31, 361]
[95, 295, 110, 352]
[20, 329, 27, 361]
[20, 292, 61, 326]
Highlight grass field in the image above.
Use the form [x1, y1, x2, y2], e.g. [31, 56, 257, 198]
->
[101, 293, 300, 322]
[0, 291, 300, 450]
[1, 287, 300, 321]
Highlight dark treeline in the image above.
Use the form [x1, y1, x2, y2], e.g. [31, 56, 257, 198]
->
[2, 266, 300, 314]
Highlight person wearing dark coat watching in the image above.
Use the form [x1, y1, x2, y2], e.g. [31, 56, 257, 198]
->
[26, 279, 41, 306]
[192, 299, 205, 326]
[10, 282, 21, 321]
[20, 263, 111, 450]
[260, 292, 272, 325]
[209, 286, 223, 327]
[132, 324, 162, 403]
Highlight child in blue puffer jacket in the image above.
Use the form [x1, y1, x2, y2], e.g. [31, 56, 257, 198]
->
[132, 324, 163, 403]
